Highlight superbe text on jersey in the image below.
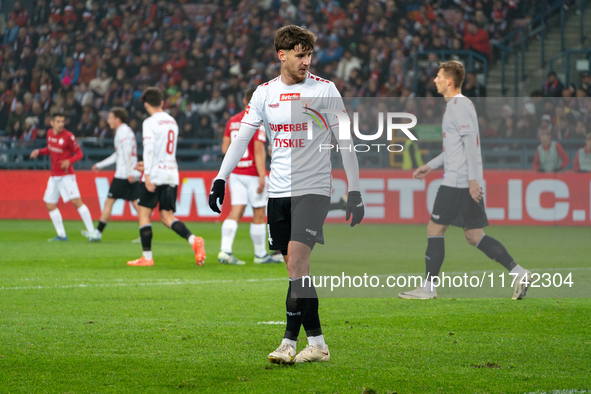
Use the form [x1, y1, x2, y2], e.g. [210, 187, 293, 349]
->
[268, 122, 308, 132]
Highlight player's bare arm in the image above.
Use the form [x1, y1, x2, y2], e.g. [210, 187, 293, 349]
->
[221, 136, 231, 155]
[469, 180, 483, 202]
[419, 153, 443, 181]
[134, 162, 144, 172]
[144, 174, 156, 192]
[461, 130, 482, 202]
[30, 149, 39, 159]
[218, 125, 258, 180]
[141, 129, 156, 192]
[253, 140, 266, 194]
[413, 164, 432, 180]
[60, 159, 70, 170]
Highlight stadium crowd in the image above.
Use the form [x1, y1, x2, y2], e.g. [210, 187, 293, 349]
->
[0, 0, 589, 169]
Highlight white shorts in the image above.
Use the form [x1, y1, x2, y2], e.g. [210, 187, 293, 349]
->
[43, 175, 81, 204]
[228, 173, 267, 208]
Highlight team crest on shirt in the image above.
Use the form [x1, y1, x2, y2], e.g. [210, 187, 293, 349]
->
[302, 106, 328, 131]
[58, 138, 64, 145]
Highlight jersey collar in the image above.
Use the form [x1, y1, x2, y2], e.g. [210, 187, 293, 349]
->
[279, 72, 309, 89]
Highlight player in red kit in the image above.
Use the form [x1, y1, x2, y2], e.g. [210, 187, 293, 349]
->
[30, 113, 96, 241]
[218, 88, 283, 265]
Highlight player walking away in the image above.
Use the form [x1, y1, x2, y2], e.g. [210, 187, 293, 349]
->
[127, 87, 205, 267]
[219, 87, 283, 265]
[83, 107, 141, 242]
[30, 112, 96, 241]
[398, 61, 531, 301]
[209, 25, 365, 364]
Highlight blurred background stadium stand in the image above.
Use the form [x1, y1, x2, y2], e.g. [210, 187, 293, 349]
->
[0, 0, 590, 171]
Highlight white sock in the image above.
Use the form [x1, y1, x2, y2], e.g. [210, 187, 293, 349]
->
[49, 209, 66, 238]
[250, 223, 267, 258]
[422, 279, 436, 293]
[188, 234, 196, 245]
[77, 204, 94, 232]
[281, 338, 297, 351]
[143, 251, 153, 260]
[510, 265, 525, 276]
[307, 335, 326, 351]
[221, 219, 238, 253]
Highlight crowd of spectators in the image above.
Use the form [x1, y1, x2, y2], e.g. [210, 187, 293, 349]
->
[474, 69, 591, 172]
[0, 0, 588, 170]
[0, 0, 564, 145]
[475, 71, 591, 143]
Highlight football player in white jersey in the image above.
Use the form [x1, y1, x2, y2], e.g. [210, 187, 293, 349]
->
[398, 60, 531, 300]
[83, 107, 141, 242]
[218, 87, 283, 265]
[127, 87, 205, 267]
[209, 26, 365, 364]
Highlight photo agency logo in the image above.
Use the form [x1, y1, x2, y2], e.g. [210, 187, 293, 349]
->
[301, 100, 419, 153]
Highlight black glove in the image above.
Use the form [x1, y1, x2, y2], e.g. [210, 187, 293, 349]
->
[345, 191, 364, 227]
[209, 179, 226, 213]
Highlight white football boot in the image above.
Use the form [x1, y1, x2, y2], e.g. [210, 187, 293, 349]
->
[268, 343, 296, 365]
[254, 253, 283, 264]
[81, 229, 101, 242]
[398, 286, 437, 299]
[512, 269, 532, 300]
[217, 251, 245, 265]
[294, 345, 330, 363]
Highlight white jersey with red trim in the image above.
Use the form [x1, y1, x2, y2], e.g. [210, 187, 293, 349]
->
[241, 72, 348, 198]
[96, 124, 140, 179]
[141, 111, 179, 186]
[441, 94, 483, 188]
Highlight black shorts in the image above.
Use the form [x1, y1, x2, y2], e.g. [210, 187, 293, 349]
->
[138, 183, 178, 211]
[108, 178, 141, 201]
[267, 194, 331, 254]
[431, 185, 489, 229]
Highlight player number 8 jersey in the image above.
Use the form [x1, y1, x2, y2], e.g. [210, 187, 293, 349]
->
[142, 111, 180, 186]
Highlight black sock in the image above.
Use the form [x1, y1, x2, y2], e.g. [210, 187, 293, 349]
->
[284, 278, 312, 341]
[476, 234, 517, 271]
[139, 224, 152, 252]
[425, 236, 445, 282]
[170, 220, 192, 240]
[302, 284, 322, 337]
[97, 220, 107, 233]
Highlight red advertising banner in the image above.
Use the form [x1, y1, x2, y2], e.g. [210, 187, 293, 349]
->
[1, 170, 590, 226]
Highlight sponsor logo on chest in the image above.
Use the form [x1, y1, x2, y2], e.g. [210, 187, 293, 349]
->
[280, 93, 300, 101]
[269, 123, 308, 132]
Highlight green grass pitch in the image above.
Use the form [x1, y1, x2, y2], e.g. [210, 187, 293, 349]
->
[1, 219, 590, 393]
